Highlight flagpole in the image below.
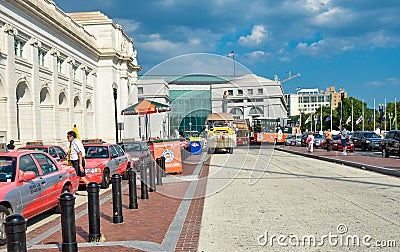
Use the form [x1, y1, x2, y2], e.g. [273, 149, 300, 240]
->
[320, 105, 322, 132]
[384, 97, 387, 132]
[232, 50, 236, 77]
[330, 98, 333, 131]
[362, 98, 364, 131]
[351, 98, 354, 132]
[395, 96, 397, 130]
[373, 98, 376, 131]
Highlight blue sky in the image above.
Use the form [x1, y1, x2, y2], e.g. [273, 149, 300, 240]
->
[53, 0, 400, 107]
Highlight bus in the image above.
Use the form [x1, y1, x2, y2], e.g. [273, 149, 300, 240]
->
[233, 119, 250, 145]
[205, 113, 237, 154]
[251, 117, 292, 144]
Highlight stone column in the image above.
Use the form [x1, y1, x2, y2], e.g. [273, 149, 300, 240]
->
[50, 48, 61, 142]
[30, 37, 42, 140]
[3, 24, 18, 143]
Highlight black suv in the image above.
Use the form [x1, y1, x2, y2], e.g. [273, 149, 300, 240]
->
[352, 131, 382, 151]
[381, 130, 400, 158]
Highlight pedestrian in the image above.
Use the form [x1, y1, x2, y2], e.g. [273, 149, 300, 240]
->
[67, 131, 89, 185]
[325, 129, 332, 151]
[7, 140, 15, 150]
[306, 132, 314, 152]
[340, 127, 348, 155]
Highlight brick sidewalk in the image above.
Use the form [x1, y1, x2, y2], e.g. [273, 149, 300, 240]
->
[1, 153, 209, 252]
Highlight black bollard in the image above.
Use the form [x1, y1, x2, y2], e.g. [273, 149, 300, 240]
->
[111, 174, 123, 224]
[149, 159, 156, 192]
[59, 192, 77, 252]
[87, 182, 101, 242]
[140, 162, 149, 199]
[128, 168, 138, 209]
[156, 157, 163, 186]
[5, 214, 26, 252]
[161, 156, 166, 177]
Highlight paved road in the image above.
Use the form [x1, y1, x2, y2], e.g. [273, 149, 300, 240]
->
[198, 147, 400, 251]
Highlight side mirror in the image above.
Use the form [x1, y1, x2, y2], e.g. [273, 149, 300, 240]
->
[19, 171, 36, 181]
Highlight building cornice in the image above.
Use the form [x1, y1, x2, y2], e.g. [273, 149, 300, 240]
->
[8, 0, 100, 56]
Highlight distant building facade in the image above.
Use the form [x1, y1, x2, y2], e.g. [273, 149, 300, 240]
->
[285, 86, 347, 116]
[0, 0, 141, 147]
[137, 74, 288, 137]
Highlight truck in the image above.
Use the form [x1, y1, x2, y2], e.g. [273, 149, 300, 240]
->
[205, 113, 237, 154]
[380, 130, 400, 158]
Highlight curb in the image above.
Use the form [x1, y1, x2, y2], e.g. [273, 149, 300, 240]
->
[274, 147, 400, 177]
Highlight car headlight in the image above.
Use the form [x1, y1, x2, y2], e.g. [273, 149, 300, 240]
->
[85, 168, 101, 174]
[365, 140, 370, 143]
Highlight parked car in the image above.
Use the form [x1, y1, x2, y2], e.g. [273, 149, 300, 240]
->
[331, 134, 355, 152]
[380, 130, 400, 158]
[118, 141, 152, 170]
[285, 134, 301, 146]
[82, 139, 129, 188]
[18, 141, 68, 162]
[352, 131, 382, 151]
[313, 134, 325, 148]
[300, 133, 324, 147]
[0, 149, 79, 245]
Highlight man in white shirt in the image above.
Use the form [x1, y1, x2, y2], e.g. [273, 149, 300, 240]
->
[67, 131, 89, 185]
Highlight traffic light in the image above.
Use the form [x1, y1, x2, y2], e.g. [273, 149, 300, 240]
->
[340, 92, 345, 101]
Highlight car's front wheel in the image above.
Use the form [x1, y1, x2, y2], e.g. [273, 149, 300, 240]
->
[0, 205, 12, 245]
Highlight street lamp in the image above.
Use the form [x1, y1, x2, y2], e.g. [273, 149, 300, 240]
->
[389, 113, 393, 131]
[339, 88, 345, 130]
[299, 109, 304, 134]
[112, 83, 118, 143]
[378, 103, 384, 134]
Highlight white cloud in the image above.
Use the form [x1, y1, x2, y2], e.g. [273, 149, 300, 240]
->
[238, 25, 268, 47]
[365, 77, 400, 87]
[113, 18, 140, 33]
[294, 37, 355, 57]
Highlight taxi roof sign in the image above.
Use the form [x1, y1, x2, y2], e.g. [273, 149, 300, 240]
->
[0, 143, 8, 152]
[26, 141, 43, 146]
[82, 139, 104, 144]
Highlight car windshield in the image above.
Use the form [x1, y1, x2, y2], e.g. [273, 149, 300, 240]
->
[332, 135, 341, 140]
[123, 143, 142, 152]
[313, 134, 323, 138]
[0, 156, 17, 182]
[363, 132, 380, 138]
[19, 147, 48, 153]
[84, 146, 109, 158]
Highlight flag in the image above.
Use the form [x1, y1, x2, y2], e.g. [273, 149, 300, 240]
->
[356, 115, 363, 124]
[345, 116, 352, 124]
[72, 124, 81, 140]
[325, 115, 331, 122]
[393, 115, 397, 125]
[368, 115, 373, 123]
[227, 50, 234, 57]
[305, 116, 311, 124]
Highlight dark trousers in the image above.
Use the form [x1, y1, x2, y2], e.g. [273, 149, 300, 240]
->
[326, 139, 332, 151]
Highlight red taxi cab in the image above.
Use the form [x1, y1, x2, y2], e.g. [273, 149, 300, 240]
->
[18, 141, 68, 162]
[0, 143, 79, 245]
[82, 139, 129, 189]
[331, 134, 355, 152]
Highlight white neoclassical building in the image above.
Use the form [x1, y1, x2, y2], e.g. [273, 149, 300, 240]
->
[0, 0, 141, 148]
